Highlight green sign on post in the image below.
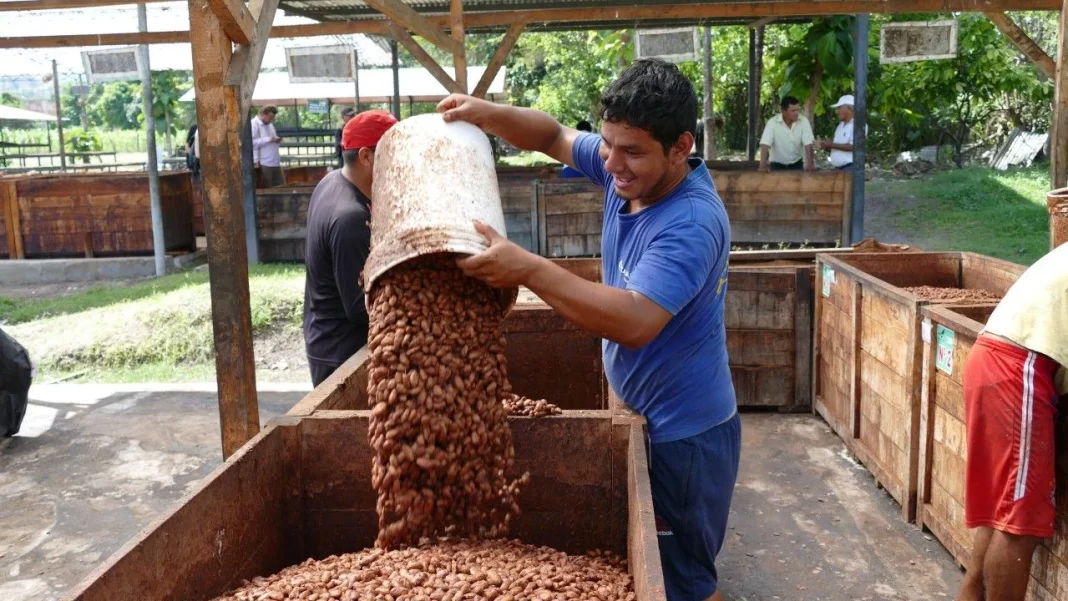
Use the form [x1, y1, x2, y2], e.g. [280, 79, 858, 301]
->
[307, 99, 329, 114]
[936, 325, 956, 375]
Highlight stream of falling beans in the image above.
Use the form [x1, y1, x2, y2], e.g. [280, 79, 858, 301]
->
[366, 254, 528, 549]
[211, 254, 636, 601]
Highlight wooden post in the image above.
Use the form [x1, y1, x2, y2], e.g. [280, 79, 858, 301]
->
[450, 0, 467, 93]
[391, 38, 401, 118]
[702, 25, 716, 160]
[1052, 1, 1068, 189]
[188, 0, 260, 458]
[51, 59, 66, 170]
[746, 26, 764, 161]
[985, 12, 1056, 79]
[138, 3, 166, 277]
[850, 13, 869, 245]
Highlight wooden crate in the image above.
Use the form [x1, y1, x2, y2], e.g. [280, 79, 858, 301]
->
[0, 171, 195, 259]
[813, 252, 1025, 521]
[726, 262, 813, 411]
[255, 185, 315, 262]
[716, 170, 851, 245]
[538, 178, 604, 257]
[66, 410, 666, 601]
[498, 167, 545, 253]
[916, 304, 997, 568]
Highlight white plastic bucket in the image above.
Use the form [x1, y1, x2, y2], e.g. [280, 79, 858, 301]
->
[363, 114, 516, 306]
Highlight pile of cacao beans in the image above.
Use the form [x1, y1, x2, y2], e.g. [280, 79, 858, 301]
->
[367, 255, 526, 549]
[504, 394, 562, 418]
[215, 539, 636, 601]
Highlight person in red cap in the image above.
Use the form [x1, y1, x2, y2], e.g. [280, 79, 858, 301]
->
[303, 109, 398, 386]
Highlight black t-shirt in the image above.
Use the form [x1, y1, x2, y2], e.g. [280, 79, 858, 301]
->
[303, 169, 372, 368]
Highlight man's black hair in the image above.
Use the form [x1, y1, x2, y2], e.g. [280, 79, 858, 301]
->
[576, 120, 593, 132]
[780, 96, 801, 111]
[342, 148, 359, 167]
[598, 59, 698, 154]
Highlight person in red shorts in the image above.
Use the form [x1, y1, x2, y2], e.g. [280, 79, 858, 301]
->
[957, 243, 1068, 601]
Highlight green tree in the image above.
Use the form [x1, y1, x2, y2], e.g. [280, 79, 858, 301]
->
[87, 81, 140, 129]
[877, 13, 1047, 166]
[0, 93, 19, 108]
[775, 17, 855, 123]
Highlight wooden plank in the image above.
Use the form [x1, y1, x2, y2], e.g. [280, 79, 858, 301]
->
[724, 200, 844, 221]
[473, 20, 526, 98]
[812, 260, 824, 415]
[537, 176, 548, 258]
[0, 0, 172, 10]
[904, 301, 923, 522]
[364, 0, 463, 55]
[450, 0, 467, 92]
[546, 212, 603, 236]
[4, 1, 1062, 48]
[1053, 0, 1068, 189]
[959, 252, 1026, 295]
[731, 365, 794, 407]
[731, 220, 842, 244]
[1, 181, 21, 259]
[849, 279, 862, 439]
[794, 266, 814, 409]
[207, 0, 256, 45]
[724, 288, 796, 330]
[387, 22, 462, 94]
[225, 0, 280, 116]
[189, 0, 260, 458]
[628, 425, 667, 601]
[916, 310, 937, 532]
[985, 12, 1056, 78]
[727, 329, 794, 367]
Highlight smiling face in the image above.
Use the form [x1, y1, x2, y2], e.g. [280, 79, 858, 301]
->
[598, 120, 692, 203]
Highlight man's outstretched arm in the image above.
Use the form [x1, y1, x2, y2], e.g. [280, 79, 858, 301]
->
[437, 95, 581, 168]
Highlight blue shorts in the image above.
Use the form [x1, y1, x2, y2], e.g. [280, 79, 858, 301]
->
[649, 412, 741, 601]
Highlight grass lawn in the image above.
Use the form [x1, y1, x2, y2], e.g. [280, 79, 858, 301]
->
[868, 166, 1050, 265]
[2, 264, 306, 383]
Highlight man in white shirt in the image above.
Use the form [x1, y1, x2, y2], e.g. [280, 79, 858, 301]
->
[820, 95, 859, 170]
[251, 106, 284, 187]
[758, 96, 815, 173]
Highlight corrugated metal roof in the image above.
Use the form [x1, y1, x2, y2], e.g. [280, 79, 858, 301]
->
[279, 0, 810, 30]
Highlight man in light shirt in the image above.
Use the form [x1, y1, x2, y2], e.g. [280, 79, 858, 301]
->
[819, 95, 859, 170]
[758, 96, 814, 173]
[252, 106, 284, 187]
[955, 243, 1068, 601]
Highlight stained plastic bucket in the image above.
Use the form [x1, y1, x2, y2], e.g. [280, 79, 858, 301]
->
[363, 114, 517, 306]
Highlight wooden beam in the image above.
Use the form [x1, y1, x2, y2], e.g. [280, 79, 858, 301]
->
[2, 0, 1063, 48]
[0, 0, 169, 11]
[206, 0, 256, 46]
[985, 12, 1056, 79]
[1053, 0, 1068, 189]
[748, 16, 777, 28]
[188, 0, 260, 458]
[226, 0, 280, 115]
[364, 0, 462, 55]
[450, 0, 468, 93]
[387, 22, 462, 94]
[473, 20, 525, 98]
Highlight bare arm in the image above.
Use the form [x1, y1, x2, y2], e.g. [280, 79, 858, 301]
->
[759, 146, 770, 172]
[438, 94, 580, 167]
[457, 223, 671, 349]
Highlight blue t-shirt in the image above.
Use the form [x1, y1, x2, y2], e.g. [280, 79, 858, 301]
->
[571, 133, 736, 443]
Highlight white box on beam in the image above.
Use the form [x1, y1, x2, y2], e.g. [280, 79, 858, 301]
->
[286, 45, 357, 83]
[635, 28, 699, 63]
[879, 20, 958, 64]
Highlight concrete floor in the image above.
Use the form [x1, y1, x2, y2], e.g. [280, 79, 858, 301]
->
[0, 389, 963, 601]
[719, 414, 963, 600]
[0, 383, 307, 601]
